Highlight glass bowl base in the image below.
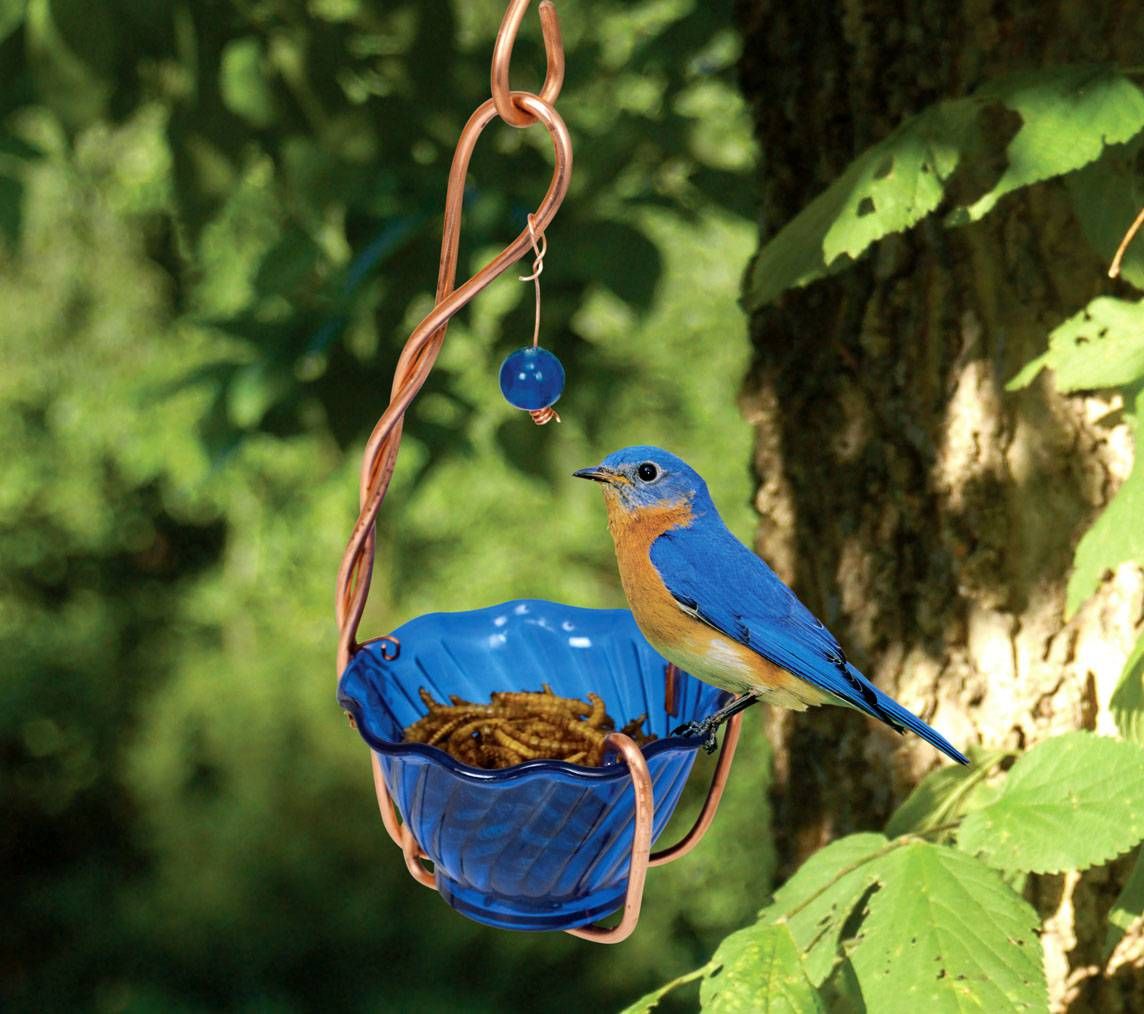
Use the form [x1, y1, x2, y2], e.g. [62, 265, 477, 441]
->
[437, 876, 628, 932]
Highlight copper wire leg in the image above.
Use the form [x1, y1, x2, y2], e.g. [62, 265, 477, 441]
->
[563, 733, 654, 944]
[664, 662, 679, 716]
[649, 713, 742, 866]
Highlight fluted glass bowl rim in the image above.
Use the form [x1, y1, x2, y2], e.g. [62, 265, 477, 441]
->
[337, 598, 724, 785]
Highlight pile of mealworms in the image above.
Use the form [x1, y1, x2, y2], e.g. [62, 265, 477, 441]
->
[403, 685, 657, 769]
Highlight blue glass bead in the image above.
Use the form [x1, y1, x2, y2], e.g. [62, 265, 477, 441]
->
[498, 347, 565, 411]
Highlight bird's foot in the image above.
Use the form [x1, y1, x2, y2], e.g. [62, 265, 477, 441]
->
[672, 719, 719, 754]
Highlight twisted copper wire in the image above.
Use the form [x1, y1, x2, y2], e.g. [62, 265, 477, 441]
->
[335, 2, 572, 674]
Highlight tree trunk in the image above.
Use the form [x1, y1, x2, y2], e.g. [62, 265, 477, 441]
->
[734, 2, 1144, 1009]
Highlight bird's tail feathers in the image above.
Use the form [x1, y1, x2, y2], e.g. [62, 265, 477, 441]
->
[844, 663, 969, 765]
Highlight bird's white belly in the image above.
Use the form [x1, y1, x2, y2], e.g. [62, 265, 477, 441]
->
[649, 628, 821, 711]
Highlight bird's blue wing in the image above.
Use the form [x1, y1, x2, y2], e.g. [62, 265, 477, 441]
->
[650, 526, 968, 765]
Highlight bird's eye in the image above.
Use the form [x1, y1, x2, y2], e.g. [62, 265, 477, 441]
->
[636, 462, 659, 482]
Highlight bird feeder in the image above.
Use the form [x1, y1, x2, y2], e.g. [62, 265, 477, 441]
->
[334, 0, 743, 943]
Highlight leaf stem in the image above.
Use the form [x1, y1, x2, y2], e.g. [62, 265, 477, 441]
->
[620, 963, 713, 1014]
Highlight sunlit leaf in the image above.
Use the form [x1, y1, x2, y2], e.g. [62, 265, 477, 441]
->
[1111, 631, 1144, 745]
[958, 731, 1144, 874]
[746, 99, 977, 309]
[850, 842, 1046, 1012]
[699, 921, 824, 1013]
[957, 66, 1144, 222]
[1066, 388, 1144, 617]
[763, 832, 890, 985]
[1006, 297, 1144, 392]
[1104, 847, 1144, 959]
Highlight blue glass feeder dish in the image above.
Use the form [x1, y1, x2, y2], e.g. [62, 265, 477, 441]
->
[337, 599, 728, 932]
[498, 347, 565, 411]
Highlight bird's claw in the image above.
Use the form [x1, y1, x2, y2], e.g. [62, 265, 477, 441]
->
[672, 719, 719, 754]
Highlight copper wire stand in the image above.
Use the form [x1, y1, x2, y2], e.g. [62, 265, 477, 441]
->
[336, 0, 743, 944]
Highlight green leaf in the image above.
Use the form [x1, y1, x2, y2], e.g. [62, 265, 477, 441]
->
[746, 99, 977, 309]
[0, 0, 24, 45]
[1068, 136, 1144, 291]
[850, 842, 1046, 1012]
[1112, 632, 1144, 745]
[1066, 387, 1144, 616]
[764, 832, 890, 985]
[958, 731, 1144, 874]
[885, 747, 1010, 837]
[1104, 847, 1144, 959]
[220, 37, 277, 129]
[620, 966, 709, 1014]
[959, 66, 1144, 222]
[745, 65, 1144, 310]
[1006, 297, 1144, 392]
[699, 922, 824, 1013]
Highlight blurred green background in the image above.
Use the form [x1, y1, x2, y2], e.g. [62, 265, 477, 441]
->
[1, 1, 775, 1009]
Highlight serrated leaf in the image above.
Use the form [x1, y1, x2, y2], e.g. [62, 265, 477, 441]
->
[1104, 847, 1144, 959]
[1066, 387, 1144, 616]
[1067, 136, 1144, 291]
[699, 921, 824, 1013]
[1111, 631, 1144, 745]
[764, 832, 890, 985]
[885, 747, 1009, 837]
[746, 100, 977, 309]
[960, 66, 1144, 222]
[1006, 297, 1144, 392]
[850, 842, 1046, 1012]
[958, 731, 1144, 874]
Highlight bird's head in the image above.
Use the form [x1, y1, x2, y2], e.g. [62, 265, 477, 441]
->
[573, 446, 712, 521]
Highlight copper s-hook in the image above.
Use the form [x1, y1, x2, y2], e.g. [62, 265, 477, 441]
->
[492, 0, 565, 128]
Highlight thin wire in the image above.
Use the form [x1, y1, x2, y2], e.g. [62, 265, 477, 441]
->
[1109, 205, 1144, 279]
[518, 212, 560, 425]
[519, 212, 547, 348]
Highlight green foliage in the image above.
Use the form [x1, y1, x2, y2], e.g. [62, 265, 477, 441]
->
[698, 922, 822, 1013]
[746, 65, 1144, 309]
[850, 842, 1046, 1013]
[1068, 135, 1144, 289]
[1104, 848, 1144, 958]
[958, 731, 1144, 874]
[1112, 631, 1144, 744]
[1007, 297, 1144, 393]
[1064, 386, 1144, 617]
[746, 98, 977, 308]
[635, 731, 1144, 1011]
[884, 746, 1010, 838]
[955, 66, 1144, 223]
[763, 832, 891, 985]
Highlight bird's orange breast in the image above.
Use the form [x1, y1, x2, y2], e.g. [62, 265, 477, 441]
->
[601, 493, 825, 709]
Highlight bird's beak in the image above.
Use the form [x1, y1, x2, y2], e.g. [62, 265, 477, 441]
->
[573, 465, 618, 485]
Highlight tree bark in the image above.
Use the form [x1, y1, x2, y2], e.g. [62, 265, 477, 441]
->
[734, 2, 1144, 1009]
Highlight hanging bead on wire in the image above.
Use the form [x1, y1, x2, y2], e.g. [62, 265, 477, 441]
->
[499, 213, 564, 424]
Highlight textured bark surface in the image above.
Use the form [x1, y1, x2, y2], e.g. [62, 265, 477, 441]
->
[734, 2, 1144, 1009]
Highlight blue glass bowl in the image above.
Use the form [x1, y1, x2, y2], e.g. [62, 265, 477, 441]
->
[337, 599, 726, 932]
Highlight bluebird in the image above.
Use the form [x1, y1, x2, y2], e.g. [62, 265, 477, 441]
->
[574, 446, 968, 764]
